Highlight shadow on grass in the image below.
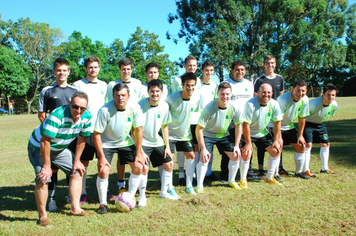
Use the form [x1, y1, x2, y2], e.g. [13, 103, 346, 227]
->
[315, 119, 356, 167]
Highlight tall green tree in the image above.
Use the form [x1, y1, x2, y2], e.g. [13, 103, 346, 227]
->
[0, 17, 63, 113]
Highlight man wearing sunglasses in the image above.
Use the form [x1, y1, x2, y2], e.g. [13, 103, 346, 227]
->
[28, 91, 92, 226]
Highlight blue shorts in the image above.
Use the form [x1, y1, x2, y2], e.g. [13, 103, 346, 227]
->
[303, 122, 330, 144]
[204, 136, 234, 154]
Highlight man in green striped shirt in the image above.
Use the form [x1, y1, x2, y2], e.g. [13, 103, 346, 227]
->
[28, 91, 92, 226]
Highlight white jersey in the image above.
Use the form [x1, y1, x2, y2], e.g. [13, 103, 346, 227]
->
[95, 101, 143, 148]
[73, 78, 107, 132]
[199, 80, 218, 109]
[140, 83, 170, 101]
[166, 91, 199, 141]
[306, 97, 338, 124]
[243, 97, 283, 138]
[105, 78, 142, 105]
[226, 78, 254, 107]
[198, 99, 243, 138]
[138, 98, 171, 147]
[277, 91, 309, 131]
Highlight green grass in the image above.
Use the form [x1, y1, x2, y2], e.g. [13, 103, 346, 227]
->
[1, 97, 356, 235]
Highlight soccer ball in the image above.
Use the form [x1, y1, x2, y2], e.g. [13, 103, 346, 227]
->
[115, 192, 136, 212]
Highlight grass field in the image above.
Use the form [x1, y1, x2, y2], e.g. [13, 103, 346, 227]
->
[1, 97, 355, 235]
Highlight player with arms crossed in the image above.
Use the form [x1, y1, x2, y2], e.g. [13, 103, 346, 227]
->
[196, 82, 243, 192]
[303, 83, 338, 176]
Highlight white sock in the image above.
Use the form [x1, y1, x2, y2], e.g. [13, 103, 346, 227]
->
[139, 174, 147, 199]
[206, 153, 213, 176]
[161, 169, 172, 193]
[185, 159, 195, 188]
[158, 165, 164, 179]
[197, 161, 208, 188]
[320, 147, 329, 171]
[81, 167, 87, 195]
[96, 176, 108, 205]
[274, 156, 280, 177]
[294, 152, 305, 174]
[128, 173, 141, 196]
[177, 152, 185, 178]
[228, 159, 239, 183]
[240, 159, 250, 181]
[304, 147, 312, 171]
[267, 155, 280, 179]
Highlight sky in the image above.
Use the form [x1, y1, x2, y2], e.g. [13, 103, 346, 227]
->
[1, 0, 356, 77]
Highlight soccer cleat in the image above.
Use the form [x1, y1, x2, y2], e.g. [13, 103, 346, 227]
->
[265, 177, 283, 185]
[274, 175, 283, 183]
[107, 192, 117, 201]
[196, 187, 205, 194]
[320, 168, 335, 174]
[247, 169, 259, 180]
[136, 197, 147, 208]
[48, 200, 57, 212]
[80, 194, 88, 205]
[37, 218, 50, 227]
[279, 168, 291, 176]
[295, 172, 310, 179]
[305, 170, 317, 178]
[229, 181, 242, 190]
[207, 173, 220, 181]
[239, 180, 248, 189]
[185, 186, 197, 195]
[168, 188, 181, 199]
[159, 191, 179, 200]
[258, 169, 266, 177]
[98, 204, 108, 214]
[178, 178, 186, 186]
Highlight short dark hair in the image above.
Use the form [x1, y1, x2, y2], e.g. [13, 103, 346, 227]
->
[181, 72, 197, 85]
[293, 79, 307, 88]
[323, 83, 337, 94]
[264, 55, 276, 63]
[53, 58, 69, 70]
[113, 83, 130, 96]
[84, 56, 101, 68]
[184, 55, 197, 64]
[231, 60, 246, 70]
[145, 62, 159, 72]
[147, 79, 163, 92]
[201, 60, 214, 70]
[218, 81, 232, 91]
[119, 58, 133, 69]
[70, 91, 88, 103]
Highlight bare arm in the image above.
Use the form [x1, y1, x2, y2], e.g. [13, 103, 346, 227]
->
[297, 117, 306, 147]
[38, 112, 46, 123]
[133, 126, 147, 166]
[161, 124, 173, 159]
[38, 135, 53, 184]
[72, 136, 86, 176]
[196, 124, 210, 163]
[93, 131, 110, 172]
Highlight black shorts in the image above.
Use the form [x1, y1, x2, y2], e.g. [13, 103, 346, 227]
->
[241, 133, 274, 150]
[68, 134, 97, 161]
[190, 124, 198, 145]
[204, 136, 234, 154]
[169, 140, 194, 153]
[103, 145, 136, 165]
[143, 146, 172, 167]
[227, 121, 236, 143]
[281, 128, 299, 145]
[303, 122, 330, 144]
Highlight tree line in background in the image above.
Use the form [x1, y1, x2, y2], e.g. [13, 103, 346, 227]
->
[1, 0, 356, 113]
[168, 0, 356, 96]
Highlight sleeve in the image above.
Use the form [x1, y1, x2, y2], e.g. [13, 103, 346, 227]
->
[242, 102, 254, 124]
[331, 102, 338, 117]
[232, 105, 243, 125]
[161, 103, 171, 125]
[94, 107, 108, 133]
[42, 113, 61, 138]
[37, 89, 47, 112]
[105, 82, 115, 103]
[79, 111, 92, 137]
[299, 97, 310, 118]
[271, 102, 283, 122]
[133, 105, 144, 128]
[170, 77, 182, 94]
[254, 78, 262, 93]
[197, 106, 209, 128]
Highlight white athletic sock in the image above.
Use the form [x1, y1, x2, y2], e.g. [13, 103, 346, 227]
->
[267, 155, 280, 179]
[128, 173, 141, 196]
[158, 165, 164, 179]
[274, 156, 280, 177]
[177, 152, 185, 178]
[304, 147, 312, 171]
[185, 159, 195, 188]
[320, 147, 329, 171]
[206, 153, 214, 176]
[161, 170, 172, 193]
[294, 152, 305, 174]
[197, 161, 208, 188]
[228, 159, 239, 183]
[96, 176, 108, 205]
[81, 167, 87, 195]
[139, 174, 147, 199]
[240, 159, 250, 181]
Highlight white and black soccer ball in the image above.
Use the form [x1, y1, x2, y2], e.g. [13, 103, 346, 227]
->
[115, 192, 136, 212]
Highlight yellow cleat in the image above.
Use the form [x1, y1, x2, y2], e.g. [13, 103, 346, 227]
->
[265, 177, 283, 185]
[229, 181, 242, 189]
[239, 180, 248, 189]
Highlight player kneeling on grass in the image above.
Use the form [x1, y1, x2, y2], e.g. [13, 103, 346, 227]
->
[196, 82, 243, 192]
[138, 79, 180, 200]
[28, 91, 92, 226]
[94, 83, 148, 215]
[242, 83, 284, 185]
[303, 83, 338, 176]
